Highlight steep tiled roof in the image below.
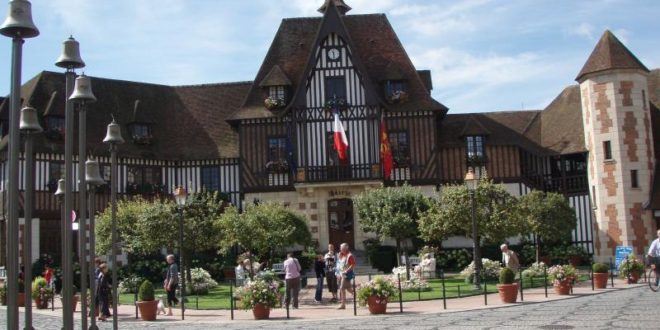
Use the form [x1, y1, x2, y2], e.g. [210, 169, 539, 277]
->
[1, 71, 250, 160]
[539, 85, 585, 154]
[576, 30, 650, 82]
[231, 13, 446, 120]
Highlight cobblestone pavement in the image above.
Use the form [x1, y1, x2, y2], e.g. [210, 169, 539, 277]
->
[2, 286, 658, 329]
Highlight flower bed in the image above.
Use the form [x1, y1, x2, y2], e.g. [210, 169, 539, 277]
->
[460, 258, 502, 284]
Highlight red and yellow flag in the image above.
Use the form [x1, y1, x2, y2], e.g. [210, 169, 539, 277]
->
[380, 118, 393, 179]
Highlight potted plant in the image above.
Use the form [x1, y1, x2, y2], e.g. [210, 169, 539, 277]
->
[264, 96, 286, 110]
[497, 267, 518, 303]
[136, 280, 158, 321]
[357, 276, 397, 315]
[592, 262, 610, 289]
[17, 279, 25, 307]
[618, 254, 644, 284]
[32, 276, 54, 309]
[234, 279, 280, 320]
[547, 264, 577, 295]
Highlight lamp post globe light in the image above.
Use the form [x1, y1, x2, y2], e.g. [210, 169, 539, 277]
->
[55, 34, 85, 330]
[85, 158, 104, 330]
[173, 186, 188, 320]
[69, 72, 97, 330]
[464, 168, 482, 291]
[103, 117, 124, 330]
[0, 1, 39, 328]
[19, 106, 42, 330]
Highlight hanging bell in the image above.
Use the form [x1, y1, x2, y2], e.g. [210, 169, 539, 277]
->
[69, 74, 96, 103]
[103, 118, 125, 145]
[19, 106, 42, 133]
[54, 178, 65, 197]
[0, 0, 39, 38]
[55, 36, 84, 69]
[85, 158, 105, 186]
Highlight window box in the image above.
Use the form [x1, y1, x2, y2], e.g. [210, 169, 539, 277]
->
[324, 97, 349, 112]
[387, 90, 409, 104]
[264, 96, 286, 110]
[132, 134, 153, 145]
[265, 160, 289, 174]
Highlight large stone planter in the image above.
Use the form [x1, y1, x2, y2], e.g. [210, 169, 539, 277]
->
[497, 283, 518, 303]
[252, 303, 271, 320]
[593, 272, 609, 289]
[367, 295, 388, 314]
[136, 300, 159, 321]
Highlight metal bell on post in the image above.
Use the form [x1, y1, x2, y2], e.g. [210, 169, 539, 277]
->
[19, 106, 42, 133]
[0, 0, 39, 38]
[85, 158, 105, 186]
[69, 74, 96, 103]
[103, 118, 125, 145]
[54, 178, 65, 197]
[55, 36, 84, 69]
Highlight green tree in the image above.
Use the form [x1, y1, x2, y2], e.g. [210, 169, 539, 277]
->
[353, 185, 432, 274]
[518, 190, 576, 262]
[419, 178, 522, 273]
[216, 201, 312, 275]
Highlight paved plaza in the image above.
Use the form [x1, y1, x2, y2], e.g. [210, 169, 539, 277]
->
[1, 281, 658, 329]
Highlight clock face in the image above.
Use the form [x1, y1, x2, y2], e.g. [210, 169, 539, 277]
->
[327, 48, 340, 61]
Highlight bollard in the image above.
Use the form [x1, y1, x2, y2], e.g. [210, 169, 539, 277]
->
[397, 273, 403, 313]
[543, 266, 548, 298]
[440, 269, 446, 310]
[353, 277, 357, 316]
[230, 280, 234, 320]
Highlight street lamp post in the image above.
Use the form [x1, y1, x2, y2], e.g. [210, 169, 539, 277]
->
[55, 35, 85, 330]
[85, 158, 104, 330]
[70, 73, 97, 330]
[173, 186, 188, 321]
[19, 106, 42, 330]
[465, 168, 481, 291]
[103, 118, 124, 330]
[0, 1, 39, 329]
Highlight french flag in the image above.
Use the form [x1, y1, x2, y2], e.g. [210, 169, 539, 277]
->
[333, 112, 349, 161]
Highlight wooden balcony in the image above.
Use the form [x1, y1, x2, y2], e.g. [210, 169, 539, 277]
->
[522, 174, 589, 195]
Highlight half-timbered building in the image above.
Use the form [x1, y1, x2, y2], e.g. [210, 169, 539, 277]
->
[1, 0, 660, 264]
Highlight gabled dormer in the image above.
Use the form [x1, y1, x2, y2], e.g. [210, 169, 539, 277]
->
[42, 92, 64, 141]
[260, 65, 291, 111]
[128, 99, 154, 145]
[381, 62, 409, 104]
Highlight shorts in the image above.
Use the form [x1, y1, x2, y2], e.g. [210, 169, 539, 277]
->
[339, 274, 353, 290]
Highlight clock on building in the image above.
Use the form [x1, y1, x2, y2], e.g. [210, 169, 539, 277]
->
[327, 47, 341, 61]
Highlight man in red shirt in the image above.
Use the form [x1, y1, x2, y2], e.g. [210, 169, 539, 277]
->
[335, 243, 355, 309]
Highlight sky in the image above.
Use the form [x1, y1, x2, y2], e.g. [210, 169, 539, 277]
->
[0, 0, 659, 113]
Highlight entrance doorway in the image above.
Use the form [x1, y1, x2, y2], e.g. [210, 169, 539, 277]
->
[328, 198, 355, 249]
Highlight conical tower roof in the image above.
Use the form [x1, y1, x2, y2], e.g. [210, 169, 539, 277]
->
[576, 30, 649, 82]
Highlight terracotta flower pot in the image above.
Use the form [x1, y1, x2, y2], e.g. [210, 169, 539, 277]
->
[554, 280, 572, 295]
[593, 272, 609, 289]
[627, 270, 640, 284]
[252, 303, 271, 320]
[367, 295, 388, 314]
[60, 295, 79, 312]
[137, 300, 159, 321]
[17, 293, 25, 307]
[34, 296, 49, 309]
[497, 283, 518, 303]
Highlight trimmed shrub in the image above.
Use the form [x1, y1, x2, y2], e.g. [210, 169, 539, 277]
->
[499, 267, 515, 284]
[138, 280, 155, 302]
[592, 262, 609, 274]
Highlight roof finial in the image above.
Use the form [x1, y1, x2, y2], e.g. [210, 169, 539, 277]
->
[318, 0, 352, 15]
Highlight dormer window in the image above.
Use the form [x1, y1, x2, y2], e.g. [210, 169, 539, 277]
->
[466, 135, 485, 163]
[260, 65, 292, 111]
[130, 123, 153, 145]
[44, 116, 65, 140]
[265, 86, 287, 110]
[385, 80, 408, 104]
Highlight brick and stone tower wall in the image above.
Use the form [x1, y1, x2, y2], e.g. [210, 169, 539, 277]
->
[577, 31, 655, 260]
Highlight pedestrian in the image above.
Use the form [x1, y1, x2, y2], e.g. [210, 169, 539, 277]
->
[314, 254, 325, 303]
[500, 243, 520, 272]
[96, 263, 111, 322]
[235, 260, 247, 286]
[164, 254, 179, 316]
[335, 243, 355, 310]
[647, 229, 660, 286]
[283, 252, 302, 309]
[324, 244, 338, 302]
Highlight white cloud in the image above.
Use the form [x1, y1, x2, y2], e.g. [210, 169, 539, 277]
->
[568, 23, 595, 40]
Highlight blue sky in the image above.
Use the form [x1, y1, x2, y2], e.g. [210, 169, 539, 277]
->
[1, 0, 658, 113]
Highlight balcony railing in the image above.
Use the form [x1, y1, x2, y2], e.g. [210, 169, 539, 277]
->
[522, 174, 589, 194]
[297, 163, 382, 183]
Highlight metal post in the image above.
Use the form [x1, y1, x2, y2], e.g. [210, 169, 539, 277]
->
[78, 105, 88, 330]
[543, 265, 548, 298]
[6, 36, 24, 330]
[62, 67, 76, 330]
[610, 258, 614, 288]
[483, 275, 487, 305]
[88, 187, 98, 330]
[178, 206, 185, 320]
[397, 273, 403, 313]
[519, 267, 524, 302]
[110, 144, 119, 330]
[23, 132, 35, 330]
[352, 278, 357, 316]
[591, 262, 594, 291]
[229, 280, 234, 320]
[134, 291, 137, 319]
[441, 269, 446, 310]
[470, 190, 481, 291]
[457, 285, 461, 298]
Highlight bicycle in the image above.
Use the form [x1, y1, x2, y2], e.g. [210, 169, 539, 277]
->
[647, 256, 659, 292]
